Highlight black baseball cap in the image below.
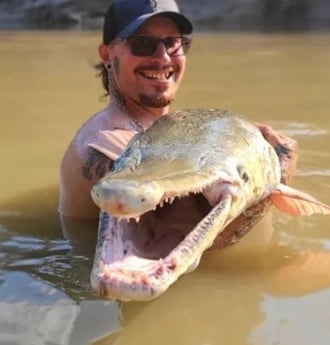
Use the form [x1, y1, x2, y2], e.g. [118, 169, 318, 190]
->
[102, 0, 193, 44]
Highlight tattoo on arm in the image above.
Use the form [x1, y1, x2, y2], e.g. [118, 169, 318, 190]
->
[82, 147, 114, 181]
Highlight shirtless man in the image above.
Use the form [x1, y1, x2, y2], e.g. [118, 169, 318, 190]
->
[59, 0, 297, 242]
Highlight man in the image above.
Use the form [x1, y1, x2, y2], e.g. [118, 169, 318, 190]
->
[59, 0, 297, 243]
[59, 0, 193, 218]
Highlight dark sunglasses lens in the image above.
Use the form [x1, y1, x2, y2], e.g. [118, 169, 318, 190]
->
[182, 37, 192, 54]
[129, 36, 192, 57]
[166, 37, 191, 56]
[130, 37, 158, 56]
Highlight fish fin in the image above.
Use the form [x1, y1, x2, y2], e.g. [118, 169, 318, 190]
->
[88, 129, 138, 160]
[270, 184, 330, 216]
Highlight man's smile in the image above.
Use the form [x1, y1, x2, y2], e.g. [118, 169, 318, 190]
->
[139, 70, 174, 80]
[136, 65, 177, 82]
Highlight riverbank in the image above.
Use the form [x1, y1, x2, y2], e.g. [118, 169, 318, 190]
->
[1, 0, 330, 31]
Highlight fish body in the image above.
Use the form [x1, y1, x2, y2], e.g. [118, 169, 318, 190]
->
[91, 109, 330, 301]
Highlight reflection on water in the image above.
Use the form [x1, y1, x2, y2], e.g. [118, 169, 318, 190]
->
[0, 32, 329, 345]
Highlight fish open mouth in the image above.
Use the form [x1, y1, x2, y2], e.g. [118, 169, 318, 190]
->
[91, 189, 233, 301]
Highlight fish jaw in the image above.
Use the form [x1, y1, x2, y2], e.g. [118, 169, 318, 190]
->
[91, 179, 164, 218]
[90, 157, 280, 301]
[90, 166, 266, 302]
[91, 195, 233, 301]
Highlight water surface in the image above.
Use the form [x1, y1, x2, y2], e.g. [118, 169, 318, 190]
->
[0, 32, 330, 345]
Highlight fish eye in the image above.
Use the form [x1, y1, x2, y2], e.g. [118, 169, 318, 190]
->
[237, 165, 249, 183]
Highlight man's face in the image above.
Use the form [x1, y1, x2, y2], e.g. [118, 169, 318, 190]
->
[106, 15, 188, 108]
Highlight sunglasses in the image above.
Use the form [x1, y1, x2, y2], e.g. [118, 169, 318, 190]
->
[115, 35, 192, 57]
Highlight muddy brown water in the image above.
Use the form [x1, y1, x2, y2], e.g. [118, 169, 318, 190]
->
[0, 32, 329, 345]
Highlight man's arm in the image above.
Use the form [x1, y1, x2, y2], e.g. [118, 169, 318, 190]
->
[59, 146, 116, 247]
[211, 124, 298, 249]
[59, 144, 115, 218]
[82, 147, 115, 182]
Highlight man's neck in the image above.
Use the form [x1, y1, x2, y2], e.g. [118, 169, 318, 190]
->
[110, 97, 170, 131]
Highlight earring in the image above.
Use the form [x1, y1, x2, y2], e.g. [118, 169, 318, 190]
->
[105, 63, 111, 70]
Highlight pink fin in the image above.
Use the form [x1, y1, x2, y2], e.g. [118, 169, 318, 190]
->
[270, 184, 330, 216]
[88, 129, 138, 160]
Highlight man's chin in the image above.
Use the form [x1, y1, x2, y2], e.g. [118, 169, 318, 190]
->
[139, 94, 174, 108]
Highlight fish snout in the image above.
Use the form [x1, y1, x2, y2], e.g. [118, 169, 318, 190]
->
[91, 180, 164, 217]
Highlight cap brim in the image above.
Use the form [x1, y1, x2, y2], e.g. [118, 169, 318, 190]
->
[116, 11, 193, 39]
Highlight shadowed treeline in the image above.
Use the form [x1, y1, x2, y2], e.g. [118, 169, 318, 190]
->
[0, 0, 330, 31]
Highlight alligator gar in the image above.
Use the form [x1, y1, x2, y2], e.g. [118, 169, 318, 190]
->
[90, 108, 330, 301]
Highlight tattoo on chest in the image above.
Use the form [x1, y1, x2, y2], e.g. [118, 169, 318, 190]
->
[82, 147, 114, 180]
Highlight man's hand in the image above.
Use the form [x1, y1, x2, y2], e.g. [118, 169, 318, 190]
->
[211, 124, 298, 249]
[256, 123, 298, 184]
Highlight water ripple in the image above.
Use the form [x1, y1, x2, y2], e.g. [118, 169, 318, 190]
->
[296, 169, 330, 177]
[272, 121, 329, 137]
[0, 229, 94, 300]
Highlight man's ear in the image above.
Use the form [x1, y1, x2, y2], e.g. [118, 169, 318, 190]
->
[98, 44, 111, 65]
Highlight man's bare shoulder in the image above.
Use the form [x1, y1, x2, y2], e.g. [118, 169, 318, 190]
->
[73, 106, 115, 158]
[73, 104, 138, 159]
[61, 106, 115, 178]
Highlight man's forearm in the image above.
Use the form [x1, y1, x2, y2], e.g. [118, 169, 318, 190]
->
[256, 123, 298, 184]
